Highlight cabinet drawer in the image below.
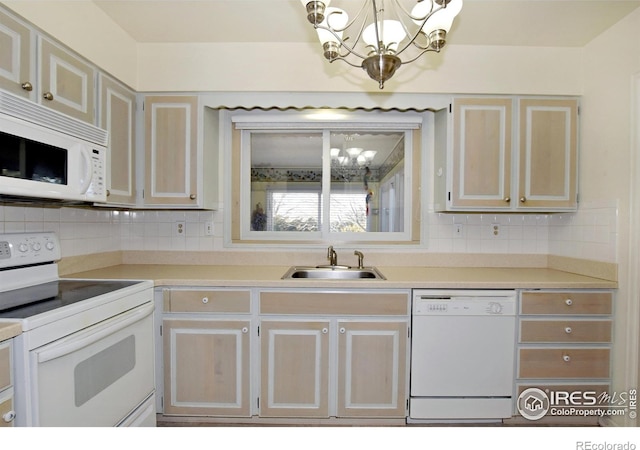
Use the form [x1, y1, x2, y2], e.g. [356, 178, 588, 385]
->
[520, 320, 612, 343]
[519, 348, 610, 379]
[259, 291, 409, 316]
[164, 289, 251, 313]
[0, 389, 14, 427]
[520, 292, 612, 315]
[0, 342, 10, 392]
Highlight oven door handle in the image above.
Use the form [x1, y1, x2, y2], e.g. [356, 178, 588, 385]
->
[36, 303, 154, 363]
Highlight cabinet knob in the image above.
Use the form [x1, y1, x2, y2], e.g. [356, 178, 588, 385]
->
[106, 189, 111, 197]
[339, 327, 346, 334]
[2, 410, 16, 423]
[242, 327, 248, 334]
[21, 81, 33, 91]
[322, 328, 328, 334]
[43, 92, 54, 101]
[504, 197, 511, 203]
[201, 297, 209, 304]
[189, 194, 196, 200]
[565, 298, 573, 306]
[565, 327, 573, 334]
[519, 197, 527, 203]
[563, 354, 571, 363]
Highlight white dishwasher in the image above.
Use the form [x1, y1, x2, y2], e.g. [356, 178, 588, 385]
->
[409, 290, 517, 422]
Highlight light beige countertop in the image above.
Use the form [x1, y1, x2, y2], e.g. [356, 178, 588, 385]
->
[64, 264, 618, 290]
[0, 322, 22, 341]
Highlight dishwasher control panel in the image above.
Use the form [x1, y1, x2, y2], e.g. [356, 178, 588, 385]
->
[412, 290, 517, 316]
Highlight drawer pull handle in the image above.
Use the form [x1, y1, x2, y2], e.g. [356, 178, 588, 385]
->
[565, 327, 573, 334]
[563, 354, 571, 362]
[322, 328, 328, 334]
[202, 297, 209, 304]
[242, 327, 248, 334]
[565, 298, 573, 306]
[2, 410, 16, 423]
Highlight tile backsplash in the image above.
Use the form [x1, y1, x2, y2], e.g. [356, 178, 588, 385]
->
[0, 200, 618, 263]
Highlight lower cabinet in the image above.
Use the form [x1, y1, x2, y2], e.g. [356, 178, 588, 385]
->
[161, 288, 252, 417]
[258, 290, 410, 419]
[513, 289, 613, 424]
[0, 339, 15, 427]
[163, 318, 251, 416]
[158, 287, 410, 422]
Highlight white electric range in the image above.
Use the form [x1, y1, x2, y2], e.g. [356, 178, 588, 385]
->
[0, 232, 156, 427]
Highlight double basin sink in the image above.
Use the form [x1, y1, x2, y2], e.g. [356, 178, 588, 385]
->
[282, 265, 386, 280]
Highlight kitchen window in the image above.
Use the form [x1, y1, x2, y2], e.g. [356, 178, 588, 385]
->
[226, 110, 423, 246]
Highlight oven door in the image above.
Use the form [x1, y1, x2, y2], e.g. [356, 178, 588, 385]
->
[30, 302, 155, 426]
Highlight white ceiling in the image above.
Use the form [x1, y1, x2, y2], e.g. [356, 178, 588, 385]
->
[93, 0, 640, 47]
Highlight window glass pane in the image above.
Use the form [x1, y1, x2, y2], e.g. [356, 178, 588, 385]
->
[329, 131, 405, 233]
[250, 132, 322, 232]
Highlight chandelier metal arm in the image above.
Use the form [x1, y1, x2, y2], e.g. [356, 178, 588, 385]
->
[394, 2, 447, 57]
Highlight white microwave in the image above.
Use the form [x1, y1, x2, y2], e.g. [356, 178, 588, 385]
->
[0, 90, 108, 203]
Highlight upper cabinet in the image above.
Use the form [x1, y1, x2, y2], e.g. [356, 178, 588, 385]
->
[0, 8, 96, 124]
[99, 73, 137, 206]
[435, 97, 579, 212]
[38, 36, 96, 124]
[517, 98, 578, 210]
[142, 95, 219, 209]
[0, 8, 33, 99]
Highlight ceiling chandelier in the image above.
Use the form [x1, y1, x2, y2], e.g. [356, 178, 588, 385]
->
[330, 136, 377, 182]
[300, 0, 463, 89]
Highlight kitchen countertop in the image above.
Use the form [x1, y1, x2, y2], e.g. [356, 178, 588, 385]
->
[0, 322, 22, 341]
[64, 264, 618, 289]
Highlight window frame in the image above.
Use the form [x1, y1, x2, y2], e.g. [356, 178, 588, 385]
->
[226, 110, 424, 248]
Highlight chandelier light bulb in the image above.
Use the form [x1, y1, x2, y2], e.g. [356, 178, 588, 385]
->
[362, 150, 377, 161]
[362, 20, 407, 54]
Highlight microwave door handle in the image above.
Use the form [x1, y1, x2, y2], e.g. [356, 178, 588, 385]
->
[36, 303, 154, 363]
[78, 145, 93, 194]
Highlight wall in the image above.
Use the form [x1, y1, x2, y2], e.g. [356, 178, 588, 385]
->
[576, 7, 640, 426]
[1, 1, 583, 95]
[2, 0, 138, 88]
[0, 203, 617, 263]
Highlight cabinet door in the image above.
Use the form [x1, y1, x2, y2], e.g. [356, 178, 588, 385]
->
[518, 98, 578, 210]
[0, 8, 33, 98]
[163, 319, 251, 417]
[38, 36, 96, 124]
[260, 320, 329, 417]
[144, 95, 199, 206]
[337, 321, 407, 417]
[99, 74, 136, 205]
[450, 98, 513, 209]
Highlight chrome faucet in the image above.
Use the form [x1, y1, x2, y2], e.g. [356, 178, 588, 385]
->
[327, 245, 338, 266]
[354, 250, 364, 269]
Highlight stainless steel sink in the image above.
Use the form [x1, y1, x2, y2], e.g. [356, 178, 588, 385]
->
[282, 266, 386, 280]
